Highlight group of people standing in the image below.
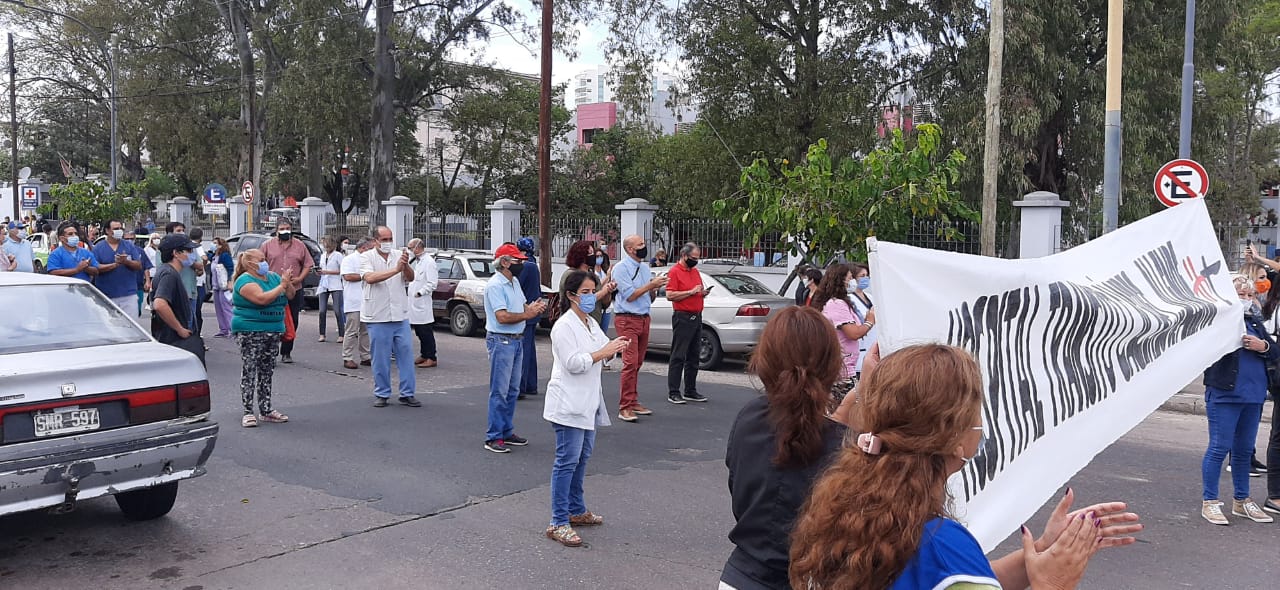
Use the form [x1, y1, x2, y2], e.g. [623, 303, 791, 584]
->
[794, 262, 878, 401]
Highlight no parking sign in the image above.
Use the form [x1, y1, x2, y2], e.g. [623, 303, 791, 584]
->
[1153, 159, 1209, 208]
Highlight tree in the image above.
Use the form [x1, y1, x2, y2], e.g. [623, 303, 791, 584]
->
[43, 181, 153, 224]
[715, 124, 972, 291]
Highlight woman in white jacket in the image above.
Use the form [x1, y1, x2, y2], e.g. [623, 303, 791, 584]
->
[543, 270, 629, 547]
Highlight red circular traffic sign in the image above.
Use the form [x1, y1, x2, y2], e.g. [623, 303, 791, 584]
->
[1153, 159, 1209, 208]
[242, 181, 255, 204]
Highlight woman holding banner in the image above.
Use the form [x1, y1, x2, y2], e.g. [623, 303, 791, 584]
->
[789, 344, 1142, 590]
[811, 264, 872, 401]
[1199, 275, 1280, 525]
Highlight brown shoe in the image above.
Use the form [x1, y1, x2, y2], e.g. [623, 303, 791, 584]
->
[632, 404, 653, 416]
[343, 361, 359, 370]
[360, 359, 372, 366]
[569, 511, 604, 526]
[415, 358, 438, 368]
[618, 408, 638, 422]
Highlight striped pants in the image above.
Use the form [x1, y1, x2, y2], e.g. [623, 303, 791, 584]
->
[236, 331, 282, 415]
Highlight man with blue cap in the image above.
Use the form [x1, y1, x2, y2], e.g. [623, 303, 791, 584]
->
[516, 236, 542, 400]
[3, 222, 34, 272]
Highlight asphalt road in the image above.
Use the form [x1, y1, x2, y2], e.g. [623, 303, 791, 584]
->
[1, 309, 1277, 589]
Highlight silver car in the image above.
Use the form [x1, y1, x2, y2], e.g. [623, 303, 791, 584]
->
[0, 273, 218, 520]
[647, 272, 794, 369]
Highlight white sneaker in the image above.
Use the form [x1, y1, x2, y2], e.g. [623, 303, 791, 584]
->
[1233, 499, 1274, 523]
[1202, 500, 1229, 525]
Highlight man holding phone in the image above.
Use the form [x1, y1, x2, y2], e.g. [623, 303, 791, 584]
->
[665, 242, 710, 405]
[262, 220, 312, 363]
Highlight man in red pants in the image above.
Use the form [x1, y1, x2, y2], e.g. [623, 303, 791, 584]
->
[611, 234, 668, 423]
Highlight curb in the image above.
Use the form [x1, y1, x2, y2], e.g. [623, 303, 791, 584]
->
[1159, 392, 1273, 424]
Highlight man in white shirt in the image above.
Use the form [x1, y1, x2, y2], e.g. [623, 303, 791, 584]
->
[341, 237, 373, 369]
[406, 238, 440, 368]
[360, 226, 418, 407]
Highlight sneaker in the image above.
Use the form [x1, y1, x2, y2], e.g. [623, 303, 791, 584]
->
[618, 409, 638, 422]
[505, 434, 529, 446]
[373, 397, 389, 408]
[398, 396, 422, 408]
[632, 404, 653, 416]
[281, 354, 294, 364]
[1263, 498, 1280, 515]
[1202, 500, 1229, 525]
[1251, 458, 1268, 475]
[484, 439, 510, 453]
[667, 393, 686, 405]
[1233, 499, 1274, 523]
[337, 336, 344, 343]
[681, 392, 709, 403]
[317, 335, 326, 342]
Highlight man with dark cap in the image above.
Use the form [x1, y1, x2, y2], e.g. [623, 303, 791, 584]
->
[150, 234, 201, 358]
[515, 236, 542, 400]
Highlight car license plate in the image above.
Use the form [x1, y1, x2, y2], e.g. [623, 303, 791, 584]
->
[33, 406, 101, 438]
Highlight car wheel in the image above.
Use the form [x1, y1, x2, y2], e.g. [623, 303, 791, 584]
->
[33, 259, 44, 273]
[450, 304, 479, 337]
[115, 482, 179, 521]
[697, 327, 723, 371]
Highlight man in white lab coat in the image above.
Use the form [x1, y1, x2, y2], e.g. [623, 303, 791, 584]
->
[407, 238, 439, 368]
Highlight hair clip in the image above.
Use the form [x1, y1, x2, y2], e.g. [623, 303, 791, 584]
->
[856, 432, 882, 455]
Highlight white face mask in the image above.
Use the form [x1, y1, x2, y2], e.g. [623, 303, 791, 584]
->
[379, 242, 393, 254]
[112, 229, 124, 240]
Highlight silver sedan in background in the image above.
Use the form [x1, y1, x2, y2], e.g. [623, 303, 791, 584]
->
[644, 271, 794, 369]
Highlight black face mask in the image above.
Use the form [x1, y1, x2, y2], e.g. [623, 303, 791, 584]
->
[685, 257, 699, 268]
[279, 231, 293, 241]
[508, 262, 525, 276]
[635, 246, 648, 260]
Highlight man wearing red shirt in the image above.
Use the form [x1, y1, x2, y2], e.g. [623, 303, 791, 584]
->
[261, 220, 313, 363]
[665, 242, 710, 404]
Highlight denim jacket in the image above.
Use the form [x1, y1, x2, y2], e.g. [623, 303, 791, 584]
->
[1203, 314, 1280, 393]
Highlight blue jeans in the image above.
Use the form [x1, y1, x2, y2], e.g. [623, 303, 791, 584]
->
[317, 290, 345, 336]
[600, 311, 612, 334]
[367, 320, 416, 399]
[1202, 400, 1265, 501]
[520, 321, 538, 395]
[550, 423, 595, 526]
[485, 333, 524, 442]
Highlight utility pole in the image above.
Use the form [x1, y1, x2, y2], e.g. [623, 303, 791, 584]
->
[368, 0, 396, 235]
[536, 0, 553, 286]
[1101, 0, 1124, 234]
[1178, 0, 1196, 158]
[108, 33, 117, 191]
[979, 0, 1004, 257]
[9, 34, 18, 220]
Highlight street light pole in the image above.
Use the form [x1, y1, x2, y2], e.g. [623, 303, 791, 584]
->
[1178, 0, 1196, 159]
[2, 0, 118, 190]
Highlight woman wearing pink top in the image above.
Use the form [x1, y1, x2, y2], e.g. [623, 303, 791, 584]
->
[810, 263, 875, 402]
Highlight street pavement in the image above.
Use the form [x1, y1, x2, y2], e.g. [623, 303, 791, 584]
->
[1, 308, 1278, 589]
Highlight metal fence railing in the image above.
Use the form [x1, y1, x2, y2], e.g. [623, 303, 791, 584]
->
[901, 217, 1017, 259]
[524, 216, 622, 260]
[413, 214, 490, 252]
[655, 217, 787, 267]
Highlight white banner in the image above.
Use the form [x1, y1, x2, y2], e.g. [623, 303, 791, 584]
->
[867, 198, 1242, 552]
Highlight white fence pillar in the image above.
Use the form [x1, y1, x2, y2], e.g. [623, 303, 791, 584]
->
[299, 197, 329, 241]
[227, 199, 248, 236]
[168, 197, 195, 229]
[1013, 191, 1069, 259]
[616, 197, 660, 250]
[383, 195, 416, 248]
[487, 198, 525, 253]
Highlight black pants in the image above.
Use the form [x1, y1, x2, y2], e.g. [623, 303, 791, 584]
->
[1267, 401, 1280, 500]
[412, 323, 437, 361]
[668, 311, 702, 397]
[280, 290, 305, 356]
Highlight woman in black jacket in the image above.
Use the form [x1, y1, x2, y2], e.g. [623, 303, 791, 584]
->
[1200, 275, 1280, 525]
[721, 306, 847, 590]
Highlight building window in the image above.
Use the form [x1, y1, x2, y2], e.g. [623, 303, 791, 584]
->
[582, 128, 604, 144]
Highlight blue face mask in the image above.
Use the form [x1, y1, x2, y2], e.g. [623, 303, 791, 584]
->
[257, 261, 271, 275]
[595, 256, 604, 266]
[66, 236, 80, 247]
[575, 292, 597, 314]
[857, 277, 871, 291]
[181, 252, 196, 267]
[847, 280, 857, 293]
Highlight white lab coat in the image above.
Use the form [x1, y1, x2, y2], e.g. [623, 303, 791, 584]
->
[407, 252, 438, 325]
[542, 312, 612, 430]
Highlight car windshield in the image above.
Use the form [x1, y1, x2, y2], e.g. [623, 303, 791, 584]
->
[0, 284, 150, 355]
[712, 274, 775, 296]
[468, 257, 495, 278]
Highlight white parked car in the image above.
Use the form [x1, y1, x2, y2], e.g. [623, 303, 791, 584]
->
[0, 273, 218, 520]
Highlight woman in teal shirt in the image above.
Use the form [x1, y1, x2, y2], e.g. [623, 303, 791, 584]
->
[233, 248, 296, 428]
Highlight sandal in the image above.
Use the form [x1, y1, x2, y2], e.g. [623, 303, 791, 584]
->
[260, 410, 289, 423]
[545, 524, 583, 547]
[241, 414, 258, 428]
[570, 512, 604, 526]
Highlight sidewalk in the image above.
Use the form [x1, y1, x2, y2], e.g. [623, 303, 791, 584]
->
[1159, 375, 1273, 423]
